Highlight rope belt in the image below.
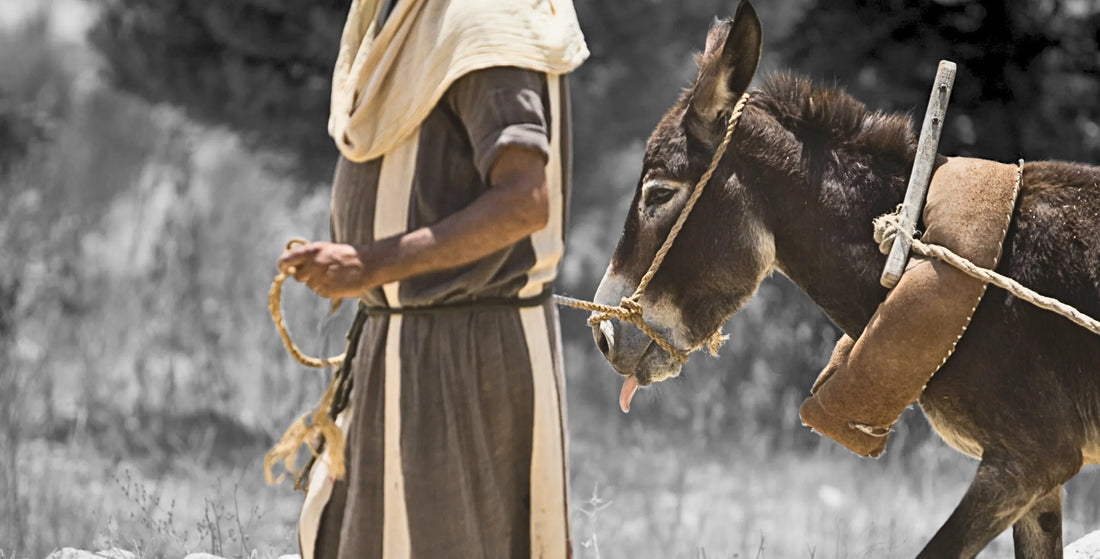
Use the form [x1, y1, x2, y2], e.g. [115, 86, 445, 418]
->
[873, 164, 1100, 337]
[364, 289, 551, 316]
[264, 295, 367, 487]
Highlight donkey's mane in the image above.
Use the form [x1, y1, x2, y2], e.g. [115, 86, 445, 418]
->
[755, 72, 916, 166]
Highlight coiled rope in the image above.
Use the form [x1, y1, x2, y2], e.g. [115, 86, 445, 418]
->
[267, 239, 346, 368]
[264, 238, 348, 486]
[873, 162, 1100, 337]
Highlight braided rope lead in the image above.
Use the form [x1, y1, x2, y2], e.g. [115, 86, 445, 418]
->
[873, 163, 1100, 337]
[265, 238, 348, 485]
[554, 92, 753, 362]
[268, 238, 346, 369]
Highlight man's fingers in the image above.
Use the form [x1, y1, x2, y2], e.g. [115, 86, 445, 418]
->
[275, 242, 362, 300]
[278, 244, 319, 274]
[277, 251, 304, 274]
[292, 262, 317, 283]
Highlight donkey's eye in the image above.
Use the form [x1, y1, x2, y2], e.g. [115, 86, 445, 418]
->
[644, 186, 677, 207]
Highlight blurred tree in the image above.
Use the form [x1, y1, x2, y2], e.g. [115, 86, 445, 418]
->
[89, 0, 809, 182]
[91, 0, 352, 181]
[0, 99, 48, 174]
[783, 0, 1100, 162]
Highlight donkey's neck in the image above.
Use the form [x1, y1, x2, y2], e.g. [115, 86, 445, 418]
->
[769, 168, 896, 337]
[736, 86, 914, 336]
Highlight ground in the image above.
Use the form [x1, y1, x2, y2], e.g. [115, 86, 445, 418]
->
[11, 417, 1100, 559]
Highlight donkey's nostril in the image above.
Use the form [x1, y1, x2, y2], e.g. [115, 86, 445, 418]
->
[595, 327, 611, 357]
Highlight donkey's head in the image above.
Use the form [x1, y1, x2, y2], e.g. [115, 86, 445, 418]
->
[593, 0, 775, 408]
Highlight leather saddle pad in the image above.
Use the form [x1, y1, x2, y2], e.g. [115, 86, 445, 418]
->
[799, 157, 1021, 457]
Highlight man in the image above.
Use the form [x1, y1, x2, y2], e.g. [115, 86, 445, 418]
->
[276, 1, 587, 558]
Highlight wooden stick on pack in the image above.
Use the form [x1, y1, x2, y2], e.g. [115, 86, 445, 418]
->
[880, 60, 956, 288]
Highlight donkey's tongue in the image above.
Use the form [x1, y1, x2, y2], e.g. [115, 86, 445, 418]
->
[619, 376, 639, 413]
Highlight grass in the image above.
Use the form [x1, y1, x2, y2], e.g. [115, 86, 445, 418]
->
[566, 428, 949, 558]
[7, 437, 301, 559]
[566, 417, 1100, 559]
[6, 403, 1100, 558]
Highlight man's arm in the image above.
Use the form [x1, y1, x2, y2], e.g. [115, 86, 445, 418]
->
[277, 145, 549, 299]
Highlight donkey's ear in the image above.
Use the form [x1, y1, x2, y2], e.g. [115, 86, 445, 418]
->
[688, 0, 762, 125]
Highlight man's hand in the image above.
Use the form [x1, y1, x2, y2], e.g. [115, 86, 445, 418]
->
[277, 242, 375, 299]
[278, 145, 549, 299]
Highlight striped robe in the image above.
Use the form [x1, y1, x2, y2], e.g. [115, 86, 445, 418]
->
[300, 67, 572, 559]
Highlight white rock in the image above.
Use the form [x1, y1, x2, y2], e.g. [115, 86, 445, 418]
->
[45, 550, 98, 559]
[1067, 530, 1100, 559]
[95, 549, 135, 559]
[182, 554, 225, 559]
[46, 549, 133, 559]
[277, 555, 302, 559]
[47, 550, 133, 559]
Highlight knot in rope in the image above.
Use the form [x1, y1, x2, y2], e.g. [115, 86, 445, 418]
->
[872, 208, 913, 256]
[619, 296, 643, 316]
[704, 330, 729, 357]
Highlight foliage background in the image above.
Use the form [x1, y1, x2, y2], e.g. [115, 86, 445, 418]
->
[2, 0, 1099, 557]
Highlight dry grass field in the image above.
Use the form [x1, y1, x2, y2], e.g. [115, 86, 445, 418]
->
[7, 403, 1100, 558]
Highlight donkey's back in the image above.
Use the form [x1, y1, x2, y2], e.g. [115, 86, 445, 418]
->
[920, 160, 1100, 465]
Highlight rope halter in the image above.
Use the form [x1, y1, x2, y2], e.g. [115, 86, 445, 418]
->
[555, 91, 754, 363]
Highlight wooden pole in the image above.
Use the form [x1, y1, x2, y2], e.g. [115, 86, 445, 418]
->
[880, 60, 957, 288]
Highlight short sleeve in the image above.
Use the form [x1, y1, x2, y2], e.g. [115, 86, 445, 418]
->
[445, 67, 551, 182]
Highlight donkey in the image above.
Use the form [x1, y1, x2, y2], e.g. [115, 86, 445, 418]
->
[590, 1, 1100, 557]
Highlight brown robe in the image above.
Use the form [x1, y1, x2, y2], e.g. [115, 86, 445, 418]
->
[301, 67, 573, 559]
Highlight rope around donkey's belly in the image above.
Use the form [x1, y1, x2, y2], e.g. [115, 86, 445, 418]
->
[874, 209, 1100, 338]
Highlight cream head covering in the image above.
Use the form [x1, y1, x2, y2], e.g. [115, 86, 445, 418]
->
[329, 0, 589, 162]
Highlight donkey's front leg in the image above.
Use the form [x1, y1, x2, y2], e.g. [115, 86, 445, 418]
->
[1012, 485, 1063, 559]
[916, 451, 1078, 559]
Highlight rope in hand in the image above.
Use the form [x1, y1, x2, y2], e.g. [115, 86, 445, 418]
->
[553, 91, 755, 363]
[264, 238, 349, 485]
[267, 238, 347, 369]
[873, 168, 1100, 337]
